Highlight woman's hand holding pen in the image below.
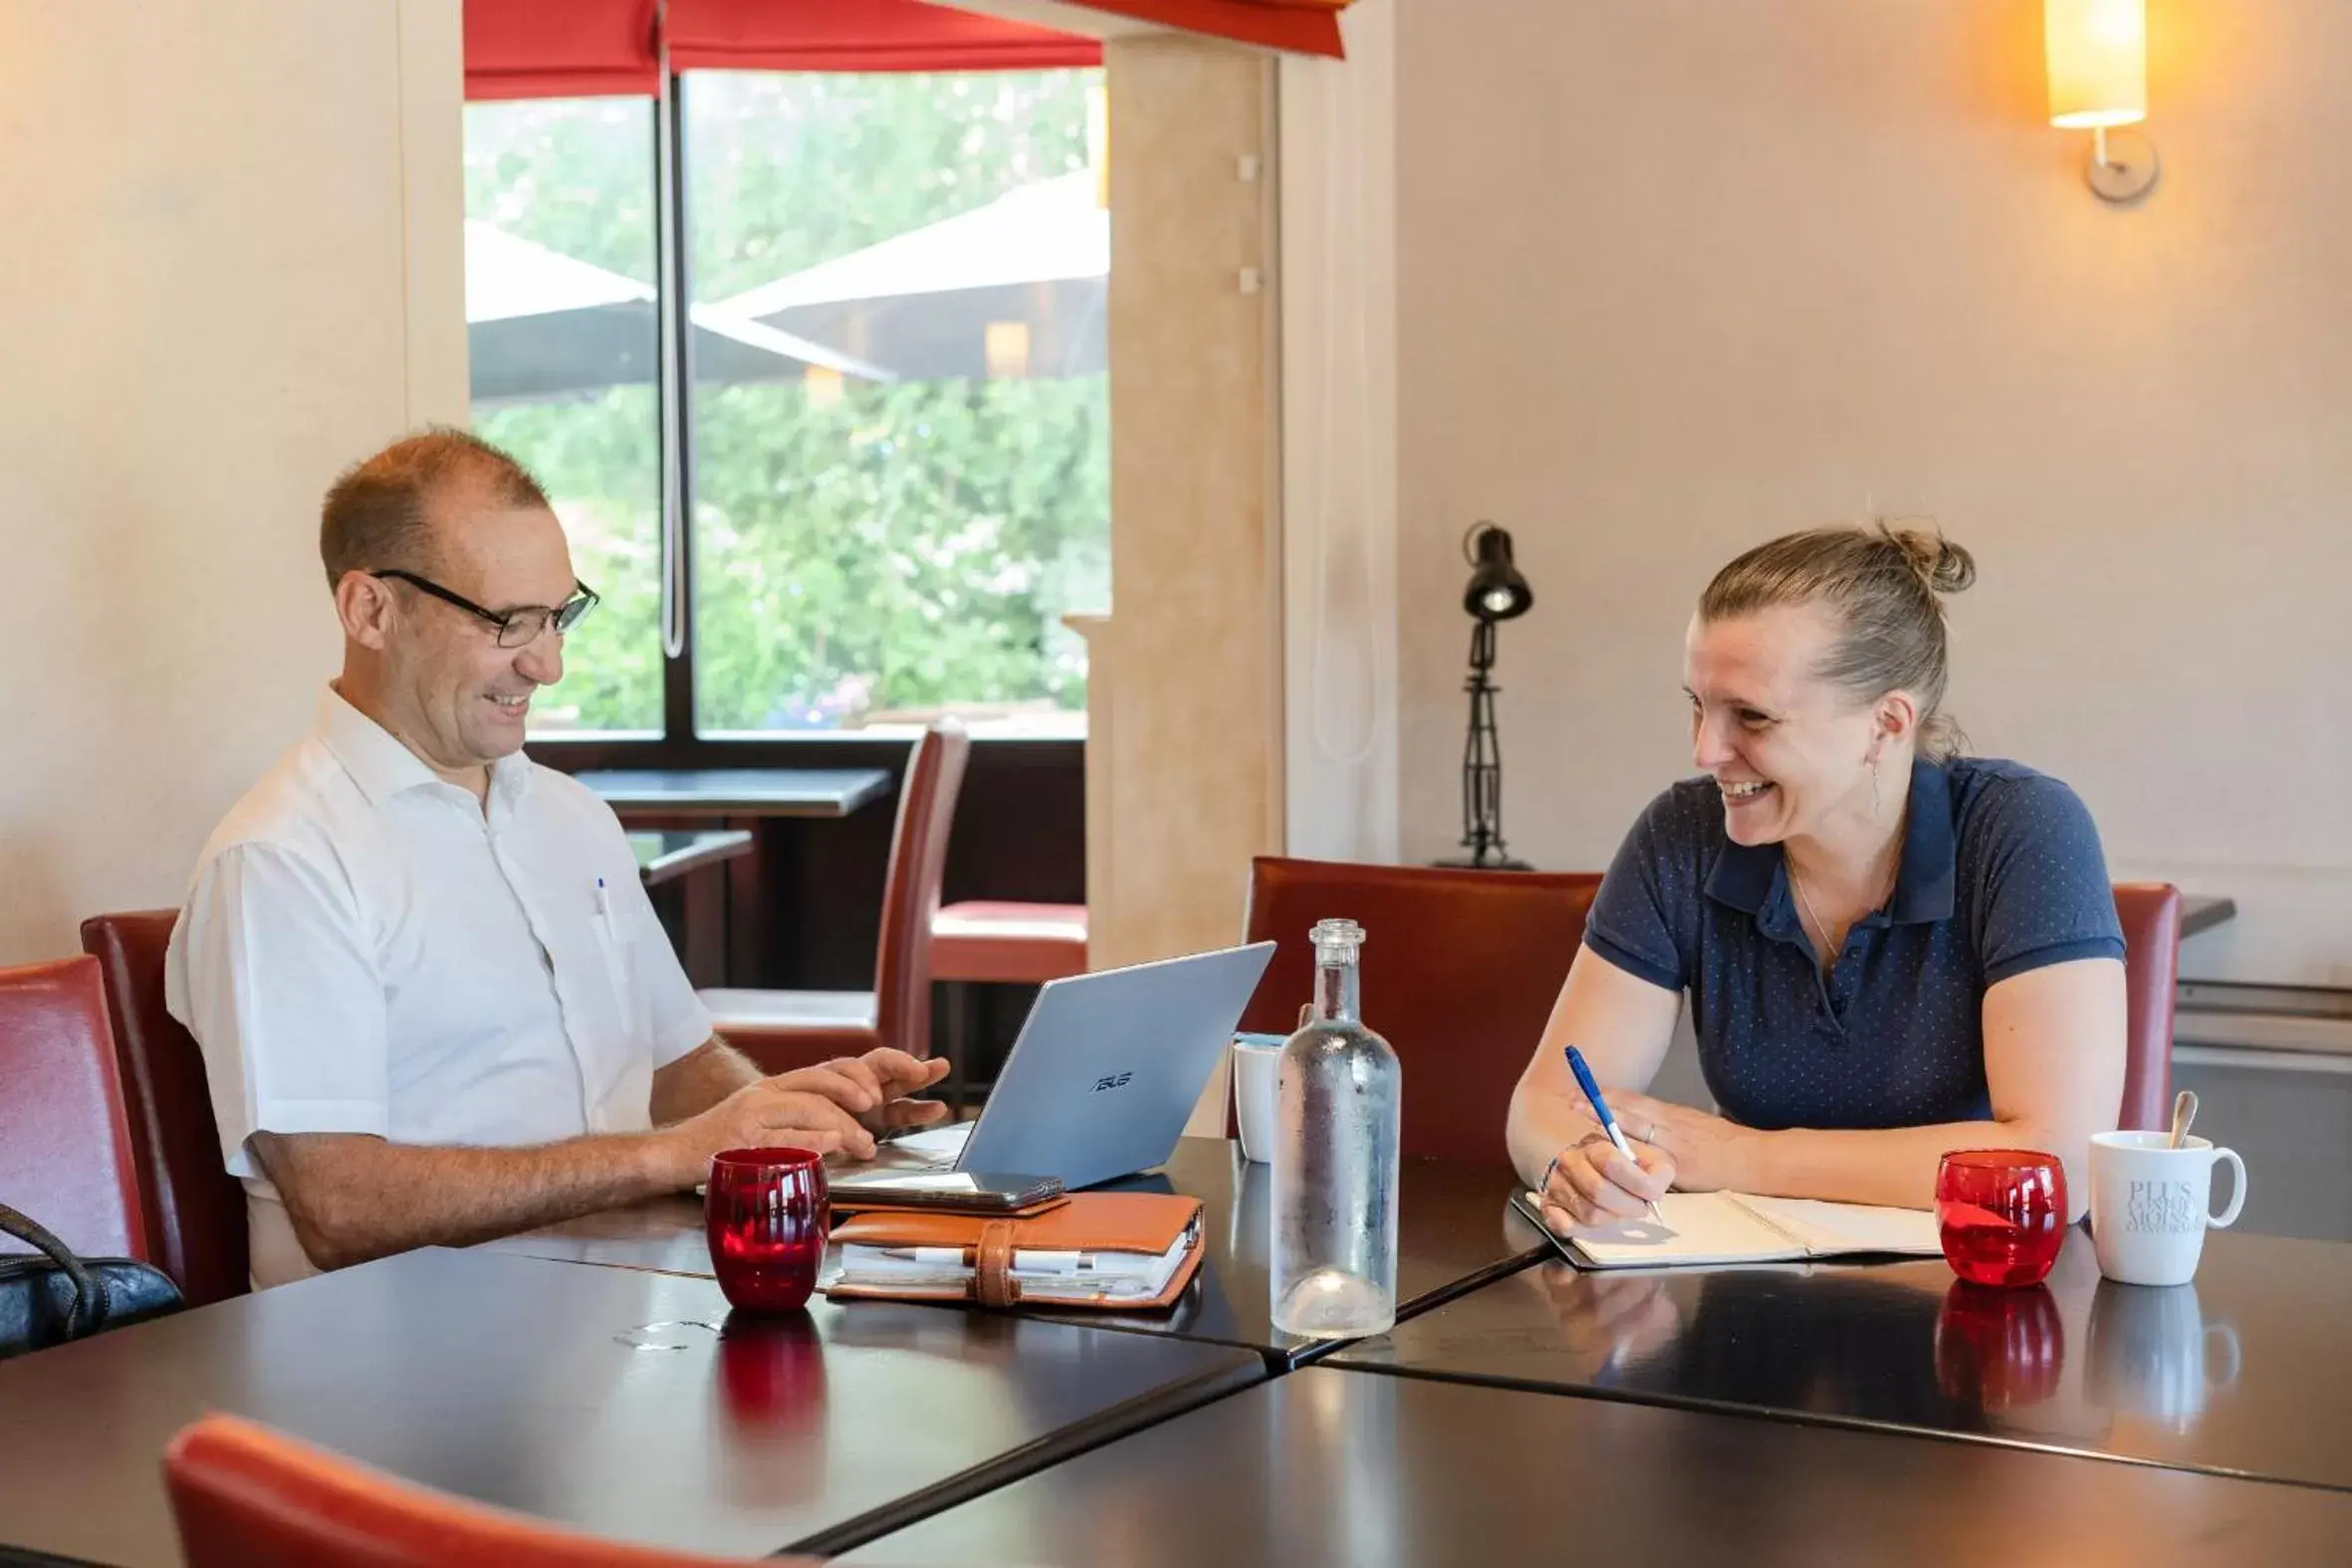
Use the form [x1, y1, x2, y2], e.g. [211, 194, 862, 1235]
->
[1535, 1123, 1675, 1234]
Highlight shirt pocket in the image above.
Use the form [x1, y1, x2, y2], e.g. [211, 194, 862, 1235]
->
[581, 910, 657, 1130]
[591, 909, 648, 1041]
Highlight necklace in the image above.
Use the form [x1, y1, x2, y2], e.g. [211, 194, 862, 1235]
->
[1787, 851, 1900, 967]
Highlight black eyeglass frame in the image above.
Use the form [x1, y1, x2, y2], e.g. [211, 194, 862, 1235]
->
[370, 569, 599, 649]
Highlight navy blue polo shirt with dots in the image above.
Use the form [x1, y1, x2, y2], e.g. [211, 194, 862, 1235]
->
[1583, 758, 2126, 1131]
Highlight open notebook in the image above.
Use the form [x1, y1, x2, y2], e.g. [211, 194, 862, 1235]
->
[1516, 1189, 1941, 1269]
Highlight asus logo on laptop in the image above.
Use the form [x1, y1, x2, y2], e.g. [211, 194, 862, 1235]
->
[1089, 1071, 1134, 1093]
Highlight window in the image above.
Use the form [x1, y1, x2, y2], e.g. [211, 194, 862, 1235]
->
[462, 97, 663, 738]
[462, 70, 1107, 746]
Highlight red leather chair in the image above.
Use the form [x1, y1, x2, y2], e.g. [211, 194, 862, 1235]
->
[0, 957, 148, 1262]
[930, 900, 1088, 1109]
[80, 910, 251, 1307]
[165, 1414, 822, 1568]
[1238, 858, 1604, 1164]
[932, 901, 1088, 985]
[2113, 882, 2183, 1133]
[701, 722, 972, 1075]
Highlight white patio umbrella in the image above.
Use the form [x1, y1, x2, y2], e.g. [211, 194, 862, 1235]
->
[710, 170, 1107, 383]
[466, 221, 890, 406]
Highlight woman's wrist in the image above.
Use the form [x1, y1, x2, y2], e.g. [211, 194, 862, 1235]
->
[1726, 1123, 1774, 1192]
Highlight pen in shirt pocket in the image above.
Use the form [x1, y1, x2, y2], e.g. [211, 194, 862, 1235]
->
[593, 876, 618, 944]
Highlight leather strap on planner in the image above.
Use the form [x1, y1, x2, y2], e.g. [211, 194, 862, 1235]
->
[974, 1220, 1023, 1307]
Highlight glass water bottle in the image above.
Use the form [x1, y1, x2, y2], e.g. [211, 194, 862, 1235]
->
[1270, 918, 1401, 1338]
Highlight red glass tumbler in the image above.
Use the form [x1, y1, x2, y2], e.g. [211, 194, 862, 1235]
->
[1936, 1149, 2067, 1288]
[706, 1147, 829, 1313]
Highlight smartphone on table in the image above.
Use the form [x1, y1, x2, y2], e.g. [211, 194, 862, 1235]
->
[826, 1170, 1064, 1214]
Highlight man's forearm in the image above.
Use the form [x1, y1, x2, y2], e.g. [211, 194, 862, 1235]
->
[254, 1130, 680, 1271]
[651, 1036, 766, 1124]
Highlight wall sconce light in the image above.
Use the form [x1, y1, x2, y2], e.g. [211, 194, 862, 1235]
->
[2045, 0, 2157, 202]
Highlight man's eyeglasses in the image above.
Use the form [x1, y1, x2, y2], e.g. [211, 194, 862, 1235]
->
[371, 569, 599, 649]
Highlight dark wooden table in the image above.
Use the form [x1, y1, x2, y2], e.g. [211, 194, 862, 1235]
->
[1327, 1227, 2352, 1493]
[2181, 895, 2236, 939]
[627, 829, 753, 988]
[476, 1138, 1550, 1368]
[588, 769, 893, 985]
[582, 768, 893, 818]
[629, 827, 755, 885]
[0, 1246, 1262, 1567]
[836, 1367, 2352, 1567]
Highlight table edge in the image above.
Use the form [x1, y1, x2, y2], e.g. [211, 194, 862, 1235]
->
[783, 1351, 1268, 1556]
[1324, 1359, 2352, 1497]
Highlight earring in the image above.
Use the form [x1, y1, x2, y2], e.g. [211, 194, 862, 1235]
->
[1870, 757, 1882, 818]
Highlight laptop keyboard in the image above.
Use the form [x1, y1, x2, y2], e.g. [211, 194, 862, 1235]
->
[879, 1124, 972, 1165]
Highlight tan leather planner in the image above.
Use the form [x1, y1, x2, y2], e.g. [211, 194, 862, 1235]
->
[825, 1193, 1204, 1310]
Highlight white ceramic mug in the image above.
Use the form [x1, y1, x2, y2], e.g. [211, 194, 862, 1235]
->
[1231, 1039, 1283, 1164]
[2087, 1132, 2247, 1287]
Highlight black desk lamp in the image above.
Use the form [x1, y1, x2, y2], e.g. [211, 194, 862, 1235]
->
[1439, 522, 1533, 870]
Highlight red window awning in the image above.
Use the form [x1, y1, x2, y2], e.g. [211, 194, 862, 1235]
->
[668, 0, 1101, 73]
[1050, 0, 1347, 59]
[464, 0, 661, 101]
[464, 0, 1102, 101]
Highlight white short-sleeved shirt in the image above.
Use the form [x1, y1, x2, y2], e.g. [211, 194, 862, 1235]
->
[165, 687, 714, 1287]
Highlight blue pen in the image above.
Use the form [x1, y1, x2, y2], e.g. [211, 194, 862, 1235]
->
[1564, 1044, 1664, 1222]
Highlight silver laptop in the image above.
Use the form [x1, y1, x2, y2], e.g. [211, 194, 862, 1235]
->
[837, 942, 1277, 1192]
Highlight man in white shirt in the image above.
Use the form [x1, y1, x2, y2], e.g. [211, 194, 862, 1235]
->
[168, 429, 947, 1287]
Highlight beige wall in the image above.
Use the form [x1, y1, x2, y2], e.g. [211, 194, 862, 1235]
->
[1281, 1, 1400, 864]
[1387, 0, 2352, 986]
[1085, 36, 1283, 1129]
[0, 1, 466, 967]
[1087, 34, 1282, 971]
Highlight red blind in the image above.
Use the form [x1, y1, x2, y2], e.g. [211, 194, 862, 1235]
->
[463, 1, 1345, 104]
[1055, 0, 1346, 59]
[669, 0, 1101, 73]
[464, 0, 661, 101]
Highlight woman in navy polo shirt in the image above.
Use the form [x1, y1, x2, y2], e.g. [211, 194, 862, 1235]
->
[1509, 525, 2126, 1232]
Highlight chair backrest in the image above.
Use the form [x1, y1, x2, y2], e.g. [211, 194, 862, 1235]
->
[0, 956, 148, 1261]
[871, 721, 972, 1057]
[164, 1414, 822, 1568]
[80, 910, 250, 1306]
[1240, 857, 1604, 1163]
[2112, 882, 2183, 1133]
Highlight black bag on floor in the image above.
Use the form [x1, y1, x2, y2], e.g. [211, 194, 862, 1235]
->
[0, 1201, 182, 1360]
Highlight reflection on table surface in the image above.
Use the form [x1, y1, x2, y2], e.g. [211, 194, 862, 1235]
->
[0, 1247, 1265, 1567]
[1336, 1226, 2352, 1491]
[477, 1138, 1548, 1366]
[838, 1365, 2352, 1568]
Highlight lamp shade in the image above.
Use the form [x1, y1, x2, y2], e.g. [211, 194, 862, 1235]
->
[2045, 0, 2147, 129]
[1462, 526, 1531, 622]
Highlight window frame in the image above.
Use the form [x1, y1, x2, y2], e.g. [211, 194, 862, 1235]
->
[505, 70, 1095, 771]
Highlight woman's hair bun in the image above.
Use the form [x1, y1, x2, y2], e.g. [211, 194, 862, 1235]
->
[1881, 523, 1976, 596]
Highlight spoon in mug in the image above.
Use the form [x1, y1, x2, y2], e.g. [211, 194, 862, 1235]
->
[2168, 1089, 2200, 1150]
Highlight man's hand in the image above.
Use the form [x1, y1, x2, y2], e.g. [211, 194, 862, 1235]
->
[653, 1078, 878, 1188]
[777, 1049, 953, 1134]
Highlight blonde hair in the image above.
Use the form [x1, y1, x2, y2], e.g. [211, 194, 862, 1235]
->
[1699, 523, 1976, 762]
